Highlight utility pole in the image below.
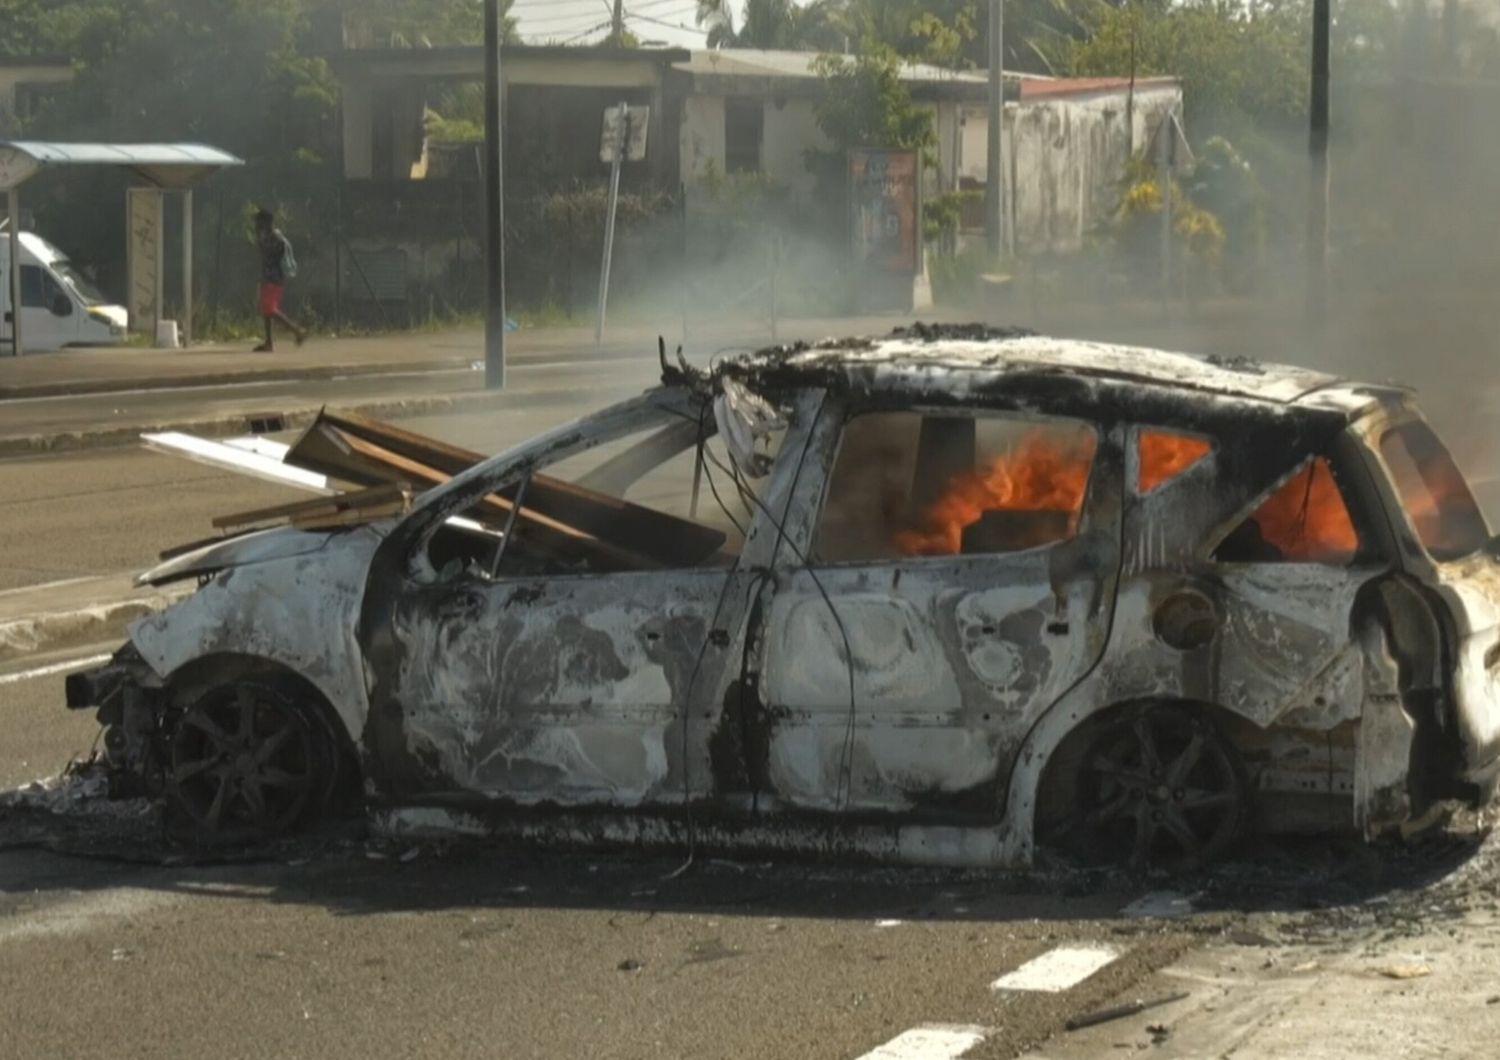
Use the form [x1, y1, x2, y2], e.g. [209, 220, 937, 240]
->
[483, 0, 507, 389]
[1306, 0, 1330, 324]
[611, 0, 625, 44]
[986, 0, 1006, 259]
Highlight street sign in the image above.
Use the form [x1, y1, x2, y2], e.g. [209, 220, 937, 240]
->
[595, 102, 650, 344]
[599, 104, 650, 164]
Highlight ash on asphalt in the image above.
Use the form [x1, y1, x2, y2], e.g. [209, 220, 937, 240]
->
[2, 777, 1494, 940]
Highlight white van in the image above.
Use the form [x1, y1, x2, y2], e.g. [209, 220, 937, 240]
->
[0, 228, 128, 352]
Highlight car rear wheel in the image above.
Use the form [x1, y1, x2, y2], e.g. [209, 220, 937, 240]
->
[1070, 703, 1249, 871]
[167, 678, 335, 840]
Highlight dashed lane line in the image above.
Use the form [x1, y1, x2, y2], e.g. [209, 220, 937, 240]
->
[0, 652, 112, 687]
[855, 1024, 991, 1060]
[990, 944, 1122, 993]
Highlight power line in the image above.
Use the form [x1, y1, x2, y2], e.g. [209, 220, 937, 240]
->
[624, 10, 708, 34]
[520, 9, 611, 28]
[630, 0, 700, 12]
[512, 0, 601, 10]
[557, 18, 613, 43]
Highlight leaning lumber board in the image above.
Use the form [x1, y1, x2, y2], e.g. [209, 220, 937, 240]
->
[212, 483, 409, 531]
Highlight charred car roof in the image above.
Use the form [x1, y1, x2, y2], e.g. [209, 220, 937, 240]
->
[719, 326, 1406, 423]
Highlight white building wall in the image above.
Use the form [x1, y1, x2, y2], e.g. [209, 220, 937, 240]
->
[679, 94, 725, 183]
[761, 99, 824, 199]
[959, 84, 1181, 254]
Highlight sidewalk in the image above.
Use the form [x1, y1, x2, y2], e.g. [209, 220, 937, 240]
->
[0, 575, 189, 664]
[0, 313, 951, 401]
[1018, 832, 1500, 1060]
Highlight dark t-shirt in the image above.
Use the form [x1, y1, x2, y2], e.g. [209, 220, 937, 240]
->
[259, 230, 290, 285]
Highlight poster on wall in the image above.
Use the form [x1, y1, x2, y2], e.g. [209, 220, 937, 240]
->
[849, 149, 920, 275]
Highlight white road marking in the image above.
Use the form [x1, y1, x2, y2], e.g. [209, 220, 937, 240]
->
[990, 945, 1121, 993]
[856, 1025, 989, 1060]
[0, 652, 112, 687]
[0, 888, 170, 945]
[0, 576, 100, 599]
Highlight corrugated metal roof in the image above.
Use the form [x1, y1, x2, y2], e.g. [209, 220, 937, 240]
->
[0, 142, 243, 168]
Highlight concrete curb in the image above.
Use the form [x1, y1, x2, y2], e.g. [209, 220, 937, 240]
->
[0, 394, 468, 458]
[0, 382, 608, 458]
[0, 588, 191, 664]
[0, 356, 478, 401]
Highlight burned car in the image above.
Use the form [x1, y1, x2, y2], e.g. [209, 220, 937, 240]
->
[67, 330, 1500, 868]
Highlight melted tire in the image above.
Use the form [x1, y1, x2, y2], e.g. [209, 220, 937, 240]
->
[165, 677, 340, 844]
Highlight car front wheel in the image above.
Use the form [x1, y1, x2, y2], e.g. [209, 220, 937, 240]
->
[167, 678, 335, 840]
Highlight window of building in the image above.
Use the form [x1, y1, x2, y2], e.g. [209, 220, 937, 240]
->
[1213, 457, 1361, 564]
[724, 97, 764, 174]
[815, 410, 1098, 563]
[1380, 422, 1489, 561]
[1137, 429, 1214, 494]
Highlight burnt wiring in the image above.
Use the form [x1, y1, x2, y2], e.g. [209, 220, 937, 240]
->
[657, 366, 863, 879]
[696, 404, 863, 812]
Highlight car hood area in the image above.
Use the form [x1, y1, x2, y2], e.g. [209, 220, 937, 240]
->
[137, 526, 342, 587]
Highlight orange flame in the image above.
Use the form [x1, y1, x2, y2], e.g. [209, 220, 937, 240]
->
[893, 430, 1359, 564]
[894, 431, 1096, 556]
[1251, 458, 1358, 562]
[1139, 431, 1212, 494]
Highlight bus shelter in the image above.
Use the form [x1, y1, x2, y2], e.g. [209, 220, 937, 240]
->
[0, 142, 243, 355]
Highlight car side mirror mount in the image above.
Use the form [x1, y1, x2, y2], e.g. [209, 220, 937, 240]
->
[51, 294, 73, 317]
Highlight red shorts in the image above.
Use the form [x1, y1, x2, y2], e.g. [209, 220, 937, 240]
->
[259, 283, 284, 317]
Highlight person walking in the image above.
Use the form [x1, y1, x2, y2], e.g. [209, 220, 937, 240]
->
[253, 208, 306, 352]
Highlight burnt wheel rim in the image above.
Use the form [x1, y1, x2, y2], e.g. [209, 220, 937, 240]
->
[170, 683, 317, 836]
[1079, 707, 1243, 871]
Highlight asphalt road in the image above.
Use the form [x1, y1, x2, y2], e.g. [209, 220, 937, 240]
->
[3, 327, 1500, 1059]
[0, 357, 660, 592]
[0, 346, 665, 446]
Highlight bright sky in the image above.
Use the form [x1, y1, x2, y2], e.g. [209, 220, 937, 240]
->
[511, 0, 741, 47]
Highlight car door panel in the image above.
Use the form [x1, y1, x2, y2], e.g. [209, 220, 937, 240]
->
[358, 387, 824, 810]
[384, 570, 737, 804]
[756, 409, 1124, 819]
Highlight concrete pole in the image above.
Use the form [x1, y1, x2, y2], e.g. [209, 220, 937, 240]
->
[483, 0, 507, 389]
[182, 189, 194, 348]
[1160, 111, 1174, 313]
[152, 190, 163, 348]
[612, 0, 625, 43]
[985, 0, 1005, 260]
[7, 189, 20, 356]
[1307, 0, 1331, 324]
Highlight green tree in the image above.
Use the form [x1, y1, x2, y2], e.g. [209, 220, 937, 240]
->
[810, 44, 937, 153]
[695, 0, 844, 50]
[1066, 0, 1309, 134]
[331, 0, 516, 48]
[830, 0, 1100, 74]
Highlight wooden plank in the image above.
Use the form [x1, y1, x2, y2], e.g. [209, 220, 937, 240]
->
[303, 411, 726, 565]
[211, 483, 409, 531]
[293, 497, 411, 530]
[333, 432, 664, 571]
